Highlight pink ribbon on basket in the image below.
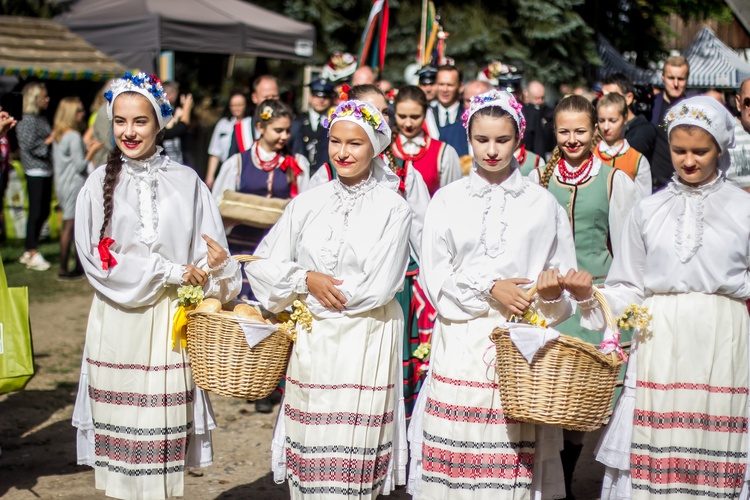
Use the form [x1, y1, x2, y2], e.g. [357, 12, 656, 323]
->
[482, 344, 496, 369]
[599, 329, 628, 362]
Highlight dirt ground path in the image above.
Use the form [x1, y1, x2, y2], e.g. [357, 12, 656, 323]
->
[0, 277, 605, 499]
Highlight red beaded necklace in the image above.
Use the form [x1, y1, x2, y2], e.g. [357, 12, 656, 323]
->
[596, 140, 625, 162]
[252, 143, 282, 172]
[393, 133, 430, 162]
[557, 154, 594, 184]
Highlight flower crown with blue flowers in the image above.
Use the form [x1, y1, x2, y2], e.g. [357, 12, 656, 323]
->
[105, 72, 173, 119]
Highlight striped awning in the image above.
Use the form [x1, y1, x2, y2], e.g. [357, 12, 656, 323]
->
[684, 26, 750, 88]
[597, 35, 660, 86]
[0, 16, 125, 81]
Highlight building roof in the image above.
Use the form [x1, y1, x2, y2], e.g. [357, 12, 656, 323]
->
[0, 16, 126, 81]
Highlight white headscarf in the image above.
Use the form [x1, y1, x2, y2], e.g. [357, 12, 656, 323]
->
[105, 72, 174, 130]
[323, 99, 392, 157]
[462, 89, 526, 140]
[665, 95, 736, 174]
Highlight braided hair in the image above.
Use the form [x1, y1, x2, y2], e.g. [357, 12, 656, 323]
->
[99, 148, 123, 241]
[539, 95, 597, 188]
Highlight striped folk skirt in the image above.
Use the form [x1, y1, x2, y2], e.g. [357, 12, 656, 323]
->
[598, 292, 750, 499]
[277, 300, 407, 499]
[418, 308, 558, 500]
[72, 292, 214, 500]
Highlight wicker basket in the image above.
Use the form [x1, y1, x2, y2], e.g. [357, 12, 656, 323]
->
[186, 254, 294, 400]
[490, 288, 623, 432]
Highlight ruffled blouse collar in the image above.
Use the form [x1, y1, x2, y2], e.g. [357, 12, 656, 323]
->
[122, 146, 166, 174]
[467, 160, 527, 198]
[666, 174, 724, 263]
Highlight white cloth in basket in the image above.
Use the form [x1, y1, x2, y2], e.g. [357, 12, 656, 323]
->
[508, 322, 561, 363]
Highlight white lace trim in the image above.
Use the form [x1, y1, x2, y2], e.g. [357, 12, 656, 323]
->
[667, 175, 723, 263]
[320, 172, 378, 271]
[292, 268, 309, 294]
[122, 147, 167, 246]
[466, 168, 527, 258]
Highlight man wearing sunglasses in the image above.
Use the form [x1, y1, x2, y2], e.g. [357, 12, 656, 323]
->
[729, 77, 750, 191]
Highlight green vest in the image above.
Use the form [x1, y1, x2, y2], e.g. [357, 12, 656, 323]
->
[518, 152, 542, 176]
[547, 163, 616, 280]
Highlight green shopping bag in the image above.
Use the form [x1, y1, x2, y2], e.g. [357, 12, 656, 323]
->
[0, 257, 34, 393]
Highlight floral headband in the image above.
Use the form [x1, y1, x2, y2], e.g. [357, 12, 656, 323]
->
[323, 99, 392, 156]
[105, 72, 173, 129]
[462, 89, 526, 140]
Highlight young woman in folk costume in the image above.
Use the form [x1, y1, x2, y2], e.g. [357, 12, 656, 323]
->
[528, 95, 639, 498]
[577, 96, 750, 499]
[245, 98, 412, 499]
[212, 99, 309, 300]
[72, 72, 242, 499]
[392, 85, 462, 196]
[595, 92, 652, 198]
[309, 84, 432, 419]
[410, 89, 585, 499]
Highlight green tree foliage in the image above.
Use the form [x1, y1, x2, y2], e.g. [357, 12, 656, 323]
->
[580, 0, 732, 69]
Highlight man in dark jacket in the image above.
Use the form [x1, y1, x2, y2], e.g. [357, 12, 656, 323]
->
[649, 57, 689, 191]
[289, 78, 335, 175]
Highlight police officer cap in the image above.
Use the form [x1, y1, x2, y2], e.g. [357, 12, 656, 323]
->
[309, 78, 336, 98]
[418, 65, 438, 85]
[497, 75, 523, 94]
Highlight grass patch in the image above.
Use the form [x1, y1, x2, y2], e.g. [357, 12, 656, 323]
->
[1, 238, 93, 303]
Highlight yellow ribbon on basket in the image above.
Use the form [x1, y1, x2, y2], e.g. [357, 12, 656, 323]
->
[171, 305, 195, 349]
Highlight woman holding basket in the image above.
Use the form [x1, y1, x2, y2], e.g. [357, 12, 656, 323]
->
[73, 73, 241, 499]
[410, 89, 589, 499]
[576, 96, 750, 498]
[245, 98, 412, 499]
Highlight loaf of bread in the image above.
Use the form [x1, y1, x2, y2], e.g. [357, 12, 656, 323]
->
[233, 303, 265, 322]
[195, 298, 222, 313]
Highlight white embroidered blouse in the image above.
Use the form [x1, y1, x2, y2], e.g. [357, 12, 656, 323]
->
[75, 150, 241, 308]
[420, 165, 579, 323]
[245, 170, 412, 319]
[581, 175, 750, 327]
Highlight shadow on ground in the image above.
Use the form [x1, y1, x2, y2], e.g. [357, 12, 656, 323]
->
[0, 383, 87, 497]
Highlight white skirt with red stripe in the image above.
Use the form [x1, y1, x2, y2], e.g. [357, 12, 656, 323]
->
[72, 292, 215, 500]
[597, 292, 750, 499]
[271, 299, 407, 500]
[411, 307, 565, 500]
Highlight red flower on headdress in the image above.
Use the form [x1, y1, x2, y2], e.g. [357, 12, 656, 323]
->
[339, 84, 351, 101]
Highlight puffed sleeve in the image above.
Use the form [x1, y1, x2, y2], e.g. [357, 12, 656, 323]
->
[420, 193, 493, 321]
[405, 167, 430, 261]
[334, 203, 412, 315]
[580, 207, 647, 330]
[75, 184, 189, 308]
[212, 153, 241, 203]
[634, 155, 652, 198]
[244, 199, 308, 313]
[609, 169, 640, 257]
[191, 182, 242, 303]
[439, 143, 462, 188]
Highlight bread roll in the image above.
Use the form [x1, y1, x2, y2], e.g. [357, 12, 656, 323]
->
[195, 298, 222, 313]
[233, 303, 265, 322]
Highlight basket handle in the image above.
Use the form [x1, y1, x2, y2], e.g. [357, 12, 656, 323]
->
[524, 283, 622, 360]
[525, 284, 615, 331]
